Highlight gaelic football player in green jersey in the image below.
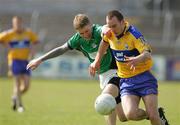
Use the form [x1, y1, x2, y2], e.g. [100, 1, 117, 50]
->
[27, 14, 127, 125]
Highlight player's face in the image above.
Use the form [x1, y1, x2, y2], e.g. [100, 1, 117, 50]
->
[12, 17, 23, 32]
[78, 24, 92, 40]
[106, 16, 124, 35]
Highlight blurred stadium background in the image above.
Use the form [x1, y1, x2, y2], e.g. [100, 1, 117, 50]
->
[0, 0, 180, 80]
[0, 1, 180, 125]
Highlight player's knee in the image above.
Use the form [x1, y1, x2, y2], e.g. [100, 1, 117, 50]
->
[20, 84, 29, 93]
[23, 86, 29, 92]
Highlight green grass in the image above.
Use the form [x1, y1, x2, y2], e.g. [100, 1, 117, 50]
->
[0, 78, 179, 125]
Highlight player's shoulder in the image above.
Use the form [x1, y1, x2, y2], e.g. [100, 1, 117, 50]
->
[67, 33, 82, 49]
[127, 25, 143, 39]
[68, 33, 82, 45]
[1, 29, 13, 35]
[0, 29, 14, 39]
[93, 24, 102, 28]
[92, 24, 102, 31]
[71, 32, 81, 40]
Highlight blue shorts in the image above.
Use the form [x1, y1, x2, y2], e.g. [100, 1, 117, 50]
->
[11, 59, 31, 76]
[120, 71, 158, 97]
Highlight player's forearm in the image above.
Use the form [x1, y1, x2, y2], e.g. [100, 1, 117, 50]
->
[39, 43, 70, 62]
[137, 51, 151, 62]
[95, 41, 109, 62]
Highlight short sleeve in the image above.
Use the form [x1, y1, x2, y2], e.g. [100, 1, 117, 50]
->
[0, 31, 8, 44]
[67, 33, 81, 49]
[102, 35, 109, 43]
[29, 30, 39, 44]
[134, 36, 152, 53]
[95, 24, 102, 34]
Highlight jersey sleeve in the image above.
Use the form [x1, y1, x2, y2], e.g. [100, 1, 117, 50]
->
[95, 24, 102, 34]
[67, 33, 81, 50]
[0, 31, 9, 44]
[102, 35, 109, 43]
[133, 36, 152, 53]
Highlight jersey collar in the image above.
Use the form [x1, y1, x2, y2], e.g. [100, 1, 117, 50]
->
[116, 21, 129, 39]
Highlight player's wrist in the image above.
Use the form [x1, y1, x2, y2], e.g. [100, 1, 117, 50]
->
[35, 57, 43, 64]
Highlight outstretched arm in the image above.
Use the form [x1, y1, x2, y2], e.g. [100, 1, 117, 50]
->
[27, 42, 70, 70]
[39, 42, 70, 61]
[89, 40, 110, 77]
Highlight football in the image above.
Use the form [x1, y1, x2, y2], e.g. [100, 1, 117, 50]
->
[94, 93, 116, 115]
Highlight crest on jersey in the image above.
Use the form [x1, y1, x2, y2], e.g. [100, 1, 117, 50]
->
[124, 43, 129, 50]
[92, 43, 97, 48]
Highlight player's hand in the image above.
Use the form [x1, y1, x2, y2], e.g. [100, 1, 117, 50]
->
[124, 56, 140, 72]
[27, 58, 42, 70]
[89, 60, 100, 77]
[101, 25, 112, 38]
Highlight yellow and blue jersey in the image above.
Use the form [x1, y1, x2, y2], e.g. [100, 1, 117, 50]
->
[0, 29, 38, 64]
[103, 22, 153, 78]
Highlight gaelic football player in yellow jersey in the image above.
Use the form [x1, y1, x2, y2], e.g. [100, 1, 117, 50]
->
[89, 10, 169, 125]
[0, 16, 39, 112]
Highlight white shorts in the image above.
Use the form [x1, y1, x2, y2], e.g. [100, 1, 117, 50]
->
[99, 69, 118, 90]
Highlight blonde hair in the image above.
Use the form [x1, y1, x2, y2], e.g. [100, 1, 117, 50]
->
[73, 14, 90, 30]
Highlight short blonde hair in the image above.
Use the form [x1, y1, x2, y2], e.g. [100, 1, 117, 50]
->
[73, 14, 90, 30]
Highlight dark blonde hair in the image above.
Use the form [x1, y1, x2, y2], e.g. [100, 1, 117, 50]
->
[73, 14, 90, 30]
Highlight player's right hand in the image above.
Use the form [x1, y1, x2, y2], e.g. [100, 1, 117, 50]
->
[101, 25, 112, 38]
[89, 60, 100, 77]
[26, 59, 42, 70]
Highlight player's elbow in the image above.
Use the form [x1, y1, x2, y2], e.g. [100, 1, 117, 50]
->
[143, 51, 152, 60]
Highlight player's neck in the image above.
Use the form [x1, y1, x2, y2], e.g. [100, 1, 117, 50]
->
[116, 25, 126, 39]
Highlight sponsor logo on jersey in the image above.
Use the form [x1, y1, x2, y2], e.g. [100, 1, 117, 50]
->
[92, 43, 97, 48]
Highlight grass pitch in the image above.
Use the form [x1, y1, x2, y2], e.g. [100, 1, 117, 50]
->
[0, 78, 179, 125]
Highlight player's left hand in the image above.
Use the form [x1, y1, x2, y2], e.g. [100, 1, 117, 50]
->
[124, 56, 140, 72]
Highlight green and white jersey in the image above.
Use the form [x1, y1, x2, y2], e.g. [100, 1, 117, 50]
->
[67, 24, 112, 74]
